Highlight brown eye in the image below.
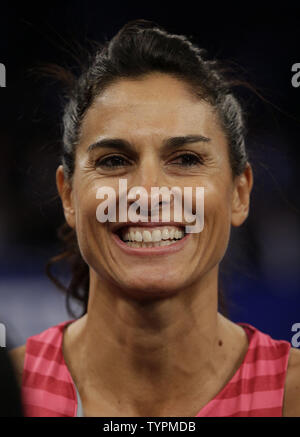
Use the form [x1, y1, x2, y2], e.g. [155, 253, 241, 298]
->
[171, 153, 204, 167]
[95, 155, 130, 168]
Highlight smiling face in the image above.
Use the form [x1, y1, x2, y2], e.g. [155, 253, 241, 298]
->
[57, 72, 253, 301]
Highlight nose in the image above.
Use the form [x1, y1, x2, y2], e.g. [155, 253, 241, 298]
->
[126, 158, 179, 221]
[128, 187, 169, 219]
[133, 153, 161, 188]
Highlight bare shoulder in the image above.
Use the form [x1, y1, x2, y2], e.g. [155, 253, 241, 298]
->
[7, 344, 26, 388]
[283, 347, 300, 416]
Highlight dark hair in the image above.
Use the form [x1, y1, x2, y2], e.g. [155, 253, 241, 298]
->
[45, 19, 250, 318]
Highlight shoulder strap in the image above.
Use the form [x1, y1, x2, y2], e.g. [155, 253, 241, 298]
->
[21, 320, 77, 417]
[196, 323, 291, 416]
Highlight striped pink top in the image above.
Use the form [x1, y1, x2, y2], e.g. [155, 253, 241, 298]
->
[21, 318, 292, 417]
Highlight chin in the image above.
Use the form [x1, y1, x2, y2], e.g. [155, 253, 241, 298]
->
[119, 276, 184, 299]
[122, 287, 179, 302]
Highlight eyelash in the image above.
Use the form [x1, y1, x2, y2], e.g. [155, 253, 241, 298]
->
[95, 155, 128, 168]
[95, 153, 204, 169]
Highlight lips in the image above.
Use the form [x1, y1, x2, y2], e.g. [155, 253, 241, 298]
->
[111, 228, 190, 255]
[110, 221, 188, 253]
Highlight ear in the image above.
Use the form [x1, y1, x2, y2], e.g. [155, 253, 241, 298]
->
[231, 162, 253, 227]
[56, 165, 76, 229]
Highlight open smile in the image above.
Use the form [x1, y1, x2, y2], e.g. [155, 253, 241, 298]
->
[111, 223, 191, 256]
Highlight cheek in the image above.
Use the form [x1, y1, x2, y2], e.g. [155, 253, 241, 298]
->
[73, 175, 117, 231]
[73, 191, 116, 282]
[72, 184, 103, 257]
[189, 175, 232, 223]
[200, 179, 233, 260]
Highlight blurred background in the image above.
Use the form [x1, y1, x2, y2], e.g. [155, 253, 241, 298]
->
[0, 2, 299, 349]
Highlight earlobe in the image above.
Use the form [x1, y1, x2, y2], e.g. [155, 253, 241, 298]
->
[56, 165, 75, 229]
[231, 163, 253, 227]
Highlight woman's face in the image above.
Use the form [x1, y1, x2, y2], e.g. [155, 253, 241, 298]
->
[57, 72, 252, 300]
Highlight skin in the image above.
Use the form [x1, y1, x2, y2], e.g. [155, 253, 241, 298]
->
[8, 72, 300, 417]
[54, 72, 254, 416]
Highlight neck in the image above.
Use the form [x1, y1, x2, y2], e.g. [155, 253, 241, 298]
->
[63, 267, 244, 416]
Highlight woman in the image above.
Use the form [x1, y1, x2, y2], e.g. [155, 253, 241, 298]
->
[9, 19, 300, 417]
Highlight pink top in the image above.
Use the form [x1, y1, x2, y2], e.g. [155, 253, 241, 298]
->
[21, 318, 292, 417]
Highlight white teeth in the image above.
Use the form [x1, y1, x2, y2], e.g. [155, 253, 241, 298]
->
[159, 240, 168, 246]
[125, 240, 178, 248]
[174, 230, 179, 239]
[120, 226, 185, 244]
[161, 228, 169, 240]
[152, 230, 161, 242]
[134, 231, 142, 242]
[143, 230, 152, 242]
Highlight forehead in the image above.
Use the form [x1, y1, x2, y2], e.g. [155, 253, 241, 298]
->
[79, 73, 226, 146]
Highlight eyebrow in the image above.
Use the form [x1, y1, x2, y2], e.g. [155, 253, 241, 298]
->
[87, 134, 211, 154]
